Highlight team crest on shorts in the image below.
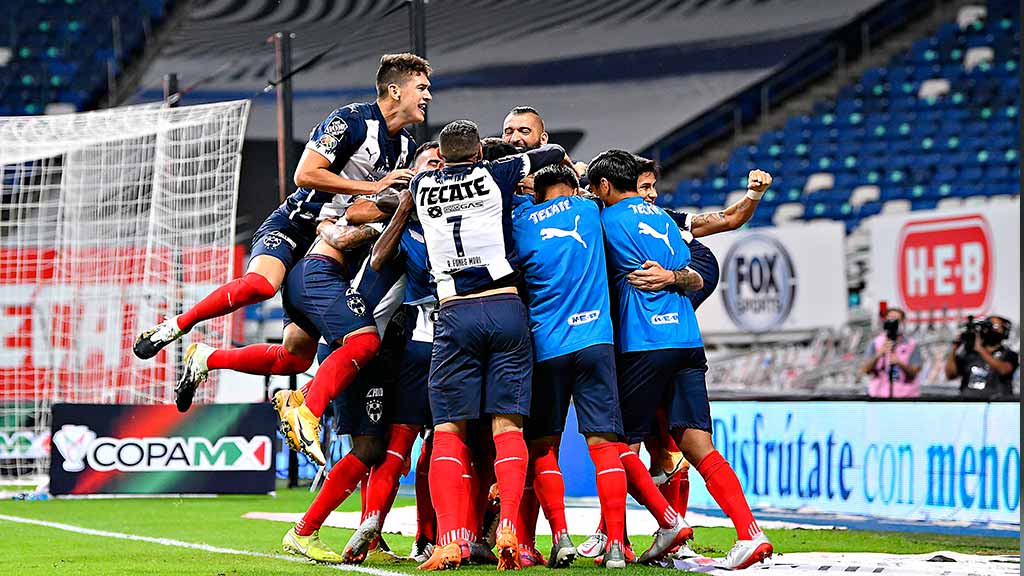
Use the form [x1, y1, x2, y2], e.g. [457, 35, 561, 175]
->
[262, 234, 283, 249]
[345, 287, 367, 316]
[366, 399, 383, 423]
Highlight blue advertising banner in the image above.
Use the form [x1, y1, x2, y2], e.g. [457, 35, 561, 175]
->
[560, 401, 1020, 525]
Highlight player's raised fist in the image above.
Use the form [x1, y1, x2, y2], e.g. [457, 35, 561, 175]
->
[747, 169, 772, 193]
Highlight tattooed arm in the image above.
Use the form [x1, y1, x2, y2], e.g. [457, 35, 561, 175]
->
[627, 260, 704, 292]
[316, 221, 381, 252]
[690, 169, 772, 238]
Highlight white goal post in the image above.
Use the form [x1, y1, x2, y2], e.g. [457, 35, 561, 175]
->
[0, 100, 251, 480]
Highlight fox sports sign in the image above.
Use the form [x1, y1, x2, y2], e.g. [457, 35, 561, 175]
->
[720, 233, 797, 332]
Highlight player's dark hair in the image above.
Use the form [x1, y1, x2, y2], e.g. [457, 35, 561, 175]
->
[507, 106, 545, 130]
[414, 140, 439, 159]
[533, 164, 579, 202]
[635, 155, 658, 177]
[376, 53, 432, 98]
[439, 120, 481, 163]
[587, 149, 639, 192]
[480, 137, 519, 161]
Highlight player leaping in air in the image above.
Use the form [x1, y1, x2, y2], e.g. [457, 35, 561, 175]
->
[133, 53, 431, 378]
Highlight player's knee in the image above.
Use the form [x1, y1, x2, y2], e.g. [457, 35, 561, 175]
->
[339, 331, 381, 369]
[239, 272, 278, 300]
[275, 350, 313, 374]
[351, 436, 387, 467]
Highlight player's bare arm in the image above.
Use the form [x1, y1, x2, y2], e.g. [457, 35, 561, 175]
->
[690, 169, 772, 237]
[294, 147, 414, 196]
[344, 197, 393, 225]
[316, 221, 381, 252]
[370, 190, 413, 272]
[626, 260, 704, 292]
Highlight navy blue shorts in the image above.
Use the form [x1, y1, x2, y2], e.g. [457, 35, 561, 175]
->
[616, 347, 710, 443]
[249, 207, 317, 271]
[529, 344, 623, 439]
[429, 294, 533, 425]
[395, 337, 432, 427]
[332, 352, 394, 437]
[319, 312, 405, 437]
[282, 256, 375, 344]
[686, 239, 720, 311]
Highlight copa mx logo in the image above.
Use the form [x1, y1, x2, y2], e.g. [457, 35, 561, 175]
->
[52, 424, 272, 473]
[897, 214, 992, 316]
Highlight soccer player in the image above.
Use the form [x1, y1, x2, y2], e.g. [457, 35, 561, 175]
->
[340, 141, 445, 563]
[630, 159, 770, 561]
[412, 120, 568, 571]
[591, 150, 773, 570]
[511, 164, 632, 569]
[133, 53, 431, 372]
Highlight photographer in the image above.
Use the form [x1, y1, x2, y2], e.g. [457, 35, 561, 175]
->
[861, 308, 923, 398]
[945, 315, 1019, 400]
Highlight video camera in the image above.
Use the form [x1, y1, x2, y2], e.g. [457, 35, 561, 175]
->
[883, 318, 900, 341]
[959, 316, 1001, 349]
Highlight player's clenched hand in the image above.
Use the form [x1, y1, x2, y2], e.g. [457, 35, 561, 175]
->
[627, 260, 674, 292]
[316, 218, 337, 237]
[573, 161, 588, 178]
[377, 169, 415, 193]
[747, 169, 772, 193]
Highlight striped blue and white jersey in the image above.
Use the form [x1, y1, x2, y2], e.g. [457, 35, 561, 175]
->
[283, 102, 415, 224]
[411, 144, 565, 299]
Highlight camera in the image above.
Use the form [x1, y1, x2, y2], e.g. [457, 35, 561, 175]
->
[959, 316, 993, 349]
[883, 318, 900, 341]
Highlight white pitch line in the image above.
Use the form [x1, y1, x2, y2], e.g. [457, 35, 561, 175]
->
[0, 513, 407, 576]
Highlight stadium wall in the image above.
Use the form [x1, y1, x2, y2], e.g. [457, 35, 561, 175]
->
[558, 400, 1020, 526]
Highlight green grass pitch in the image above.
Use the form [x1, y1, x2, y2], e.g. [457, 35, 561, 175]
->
[0, 483, 1017, 576]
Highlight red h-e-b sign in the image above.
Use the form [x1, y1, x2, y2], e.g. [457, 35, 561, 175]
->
[897, 214, 992, 316]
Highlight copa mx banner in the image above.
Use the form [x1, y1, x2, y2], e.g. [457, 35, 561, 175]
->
[867, 203, 1020, 323]
[50, 403, 276, 495]
[695, 221, 847, 335]
[687, 401, 1020, 525]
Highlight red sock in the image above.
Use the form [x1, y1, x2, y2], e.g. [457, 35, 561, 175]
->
[531, 444, 567, 543]
[676, 465, 690, 517]
[493, 430, 528, 535]
[658, 474, 681, 518]
[207, 344, 312, 375]
[620, 446, 678, 529]
[517, 486, 539, 548]
[304, 332, 380, 417]
[364, 425, 419, 521]
[359, 475, 369, 521]
[177, 272, 276, 332]
[295, 453, 368, 536]
[588, 442, 627, 546]
[458, 438, 478, 542]
[415, 437, 436, 542]
[429, 431, 468, 546]
[696, 450, 760, 540]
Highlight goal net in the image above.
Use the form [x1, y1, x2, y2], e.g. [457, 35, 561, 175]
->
[0, 100, 251, 481]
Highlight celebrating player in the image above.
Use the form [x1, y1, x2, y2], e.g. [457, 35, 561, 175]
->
[591, 150, 773, 570]
[133, 53, 431, 375]
[511, 164, 631, 568]
[412, 120, 568, 570]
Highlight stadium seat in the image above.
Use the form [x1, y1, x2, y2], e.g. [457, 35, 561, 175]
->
[804, 172, 835, 194]
[881, 199, 912, 214]
[677, 4, 1018, 230]
[772, 202, 805, 225]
